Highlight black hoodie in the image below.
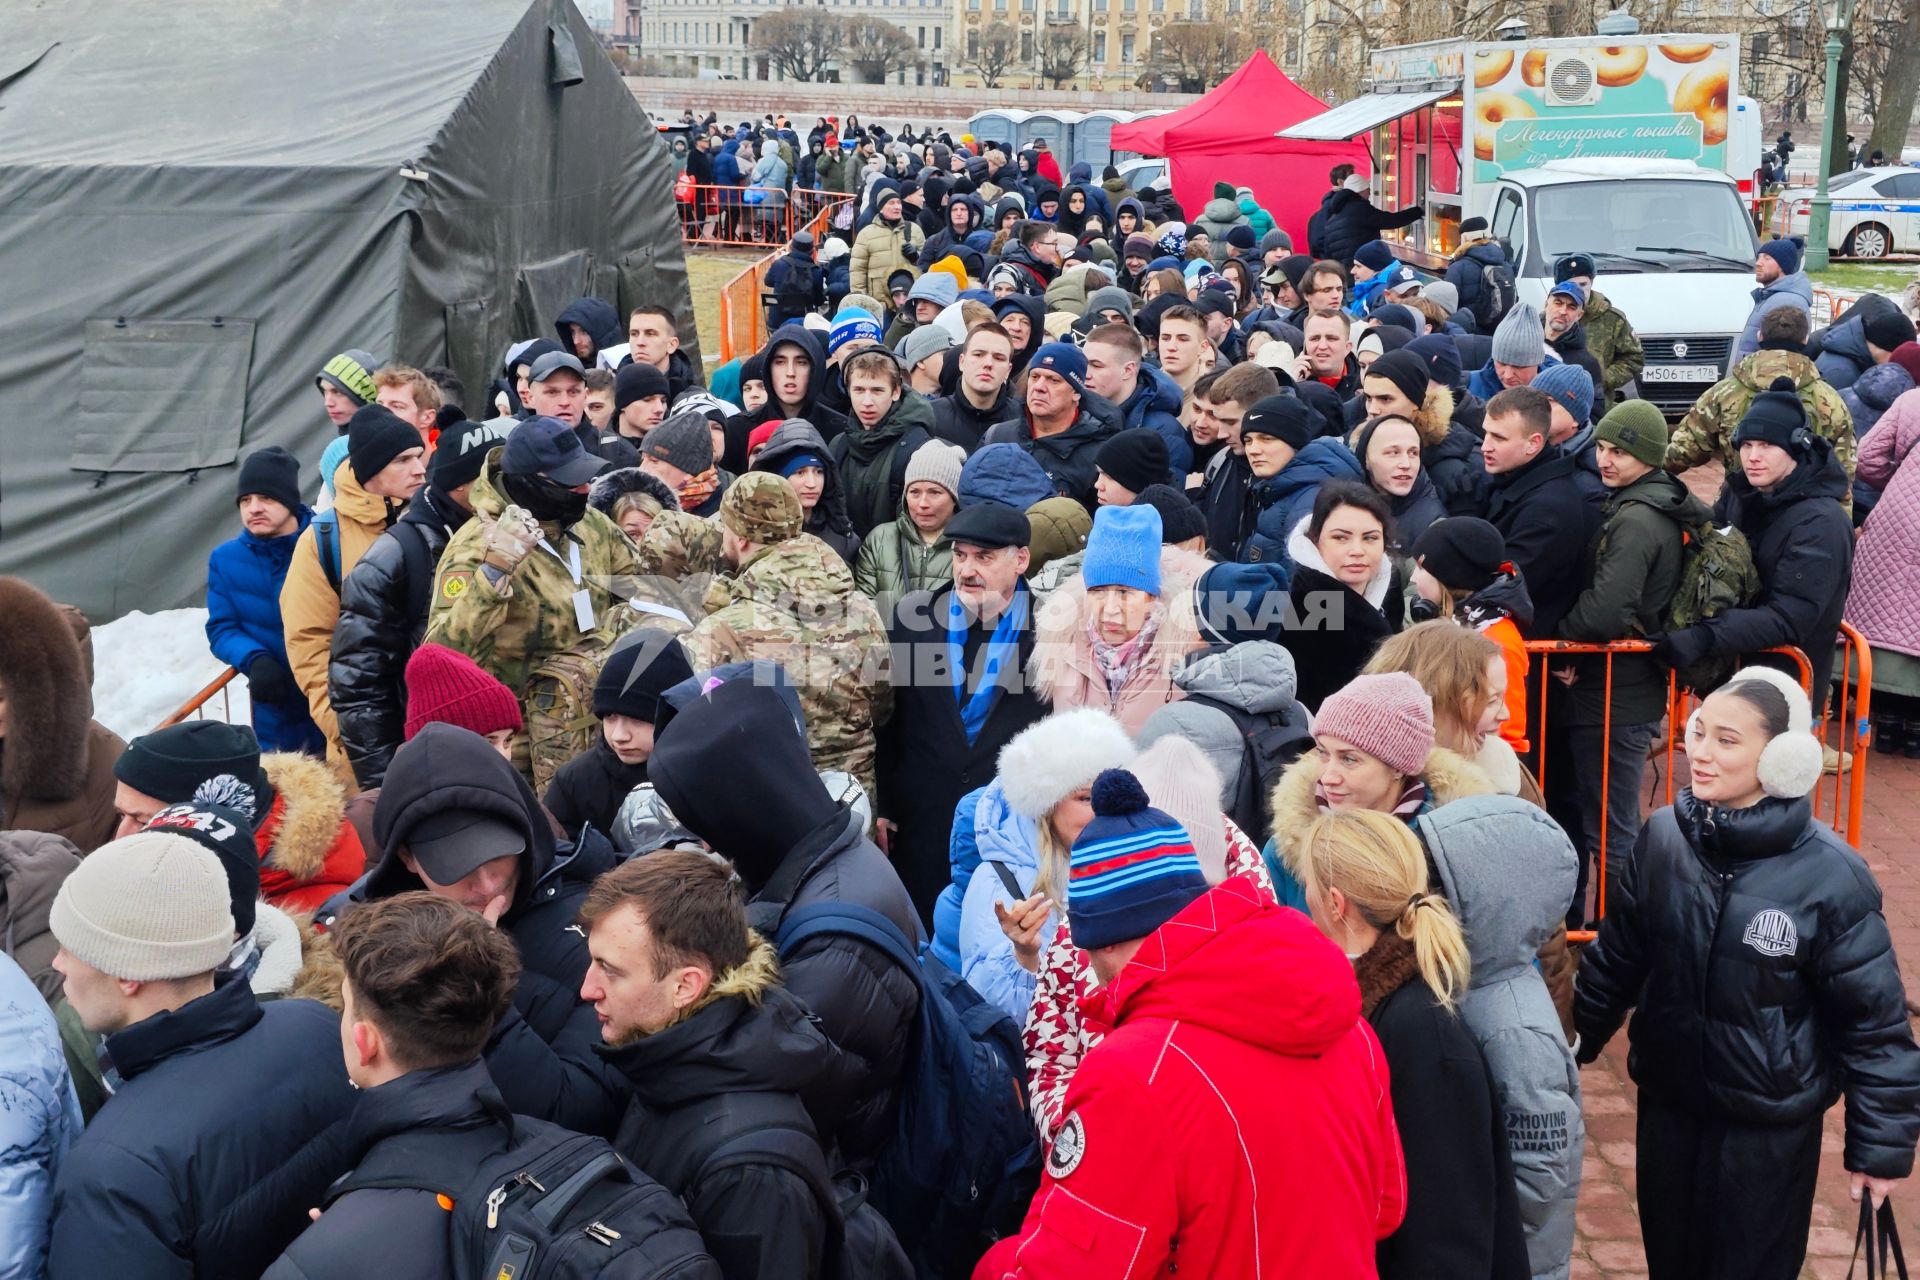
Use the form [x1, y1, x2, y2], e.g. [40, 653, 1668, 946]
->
[990, 292, 1045, 374]
[555, 297, 623, 363]
[751, 418, 862, 564]
[649, 681, 921, 1160]
[329, 723, 627, 1133]
[722, 323, 849, 473]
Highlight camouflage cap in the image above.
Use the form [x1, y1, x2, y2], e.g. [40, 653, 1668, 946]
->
[636, 510, 725, 581]
[719, 472, 803, 545]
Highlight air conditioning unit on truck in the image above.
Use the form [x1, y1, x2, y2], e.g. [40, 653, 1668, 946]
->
[1279, 14, 1765, 416]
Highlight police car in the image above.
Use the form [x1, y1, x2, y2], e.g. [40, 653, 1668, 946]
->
[1784, 166, 1920, 260]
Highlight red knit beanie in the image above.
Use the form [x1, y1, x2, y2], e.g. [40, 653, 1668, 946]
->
[404, 644, 523, 741]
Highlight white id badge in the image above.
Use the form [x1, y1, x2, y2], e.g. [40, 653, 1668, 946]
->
[572, 588, 596, 632]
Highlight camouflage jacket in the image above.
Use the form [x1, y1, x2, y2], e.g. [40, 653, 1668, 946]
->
[425, 451, 643, 697]
[682, 533, 893, 798]
[1666, 349, 1856, 506]
[1583, 290, 1645, 402]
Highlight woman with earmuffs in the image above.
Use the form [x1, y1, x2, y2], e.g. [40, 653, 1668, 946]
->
[1574, 666, 1920, 1280]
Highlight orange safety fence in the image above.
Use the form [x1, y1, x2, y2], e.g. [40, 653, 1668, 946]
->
[1530, 627, 1871, 944]
[714, 194, 847, 363]
[678, 185, 852, 250]
[156, 666, 241, 731]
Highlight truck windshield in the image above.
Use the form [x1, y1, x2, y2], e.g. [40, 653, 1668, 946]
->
[1529, 180, 1758, 274]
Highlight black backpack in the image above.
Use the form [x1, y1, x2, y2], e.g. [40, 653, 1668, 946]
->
[770, 258, 823, 321]
[1180, 693, 1313, 846]
[326, 1114, 721, 1280]
[1473, 259, 1517, 333]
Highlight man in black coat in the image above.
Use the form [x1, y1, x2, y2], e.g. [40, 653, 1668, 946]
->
[1479, 386, 1604, 639]
[48, 831, 356, 1279]
[980, 342, 1121, 512]
[331, 415, 511, 789]
[650, 679, 921, 1163]
[930, 323, 1017, 452]
[879, 502, 1048, 924]
[722, 323, 849, 473]
[589, 849, 858, 1280]
[1316, 172, 1423, 269]
[319, 723, 629, 1135]
[543, 628, 695, 843]
[1651, 379, 1856, 700]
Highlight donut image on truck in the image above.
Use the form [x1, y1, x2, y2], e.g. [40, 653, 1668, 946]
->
[1281, 13, 1764, 417]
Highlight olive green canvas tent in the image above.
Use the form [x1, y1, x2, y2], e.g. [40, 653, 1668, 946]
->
[0, 0, 692, 617]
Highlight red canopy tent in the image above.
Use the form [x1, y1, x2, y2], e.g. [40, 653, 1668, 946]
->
[1112, 52, 1369, 252]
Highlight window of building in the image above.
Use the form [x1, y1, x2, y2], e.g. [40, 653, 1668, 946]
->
[1021, 29, 1033, 55]
[934, 25, 942, 46]
[1093, 29, 1107, 59]
[1186, 0, 1202, 15]
[1121, 31, 1134, 59]
[918, 24, 926, 44]
[1151, 0, 1164, 13]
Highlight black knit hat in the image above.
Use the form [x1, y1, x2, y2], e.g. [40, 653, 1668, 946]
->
[1412, 517, 1507, 593]
[614, 361, 671, 414]
[115, 721, 266, 810]
[1863, 309, 1917, 354]
[346, 404, 422, 485]
[1136, 485, 1206, 544]
[1732, 376, 1813, 455]
[1240, 395, 1316, 451]
[431, 414, 511, 491]
[146, 776, 262, 938]
[1095, 427, 1171, 496]
[236, 446, 302, 512]
[1365, 349, 1430, 407]
[593, 628, 696, 722]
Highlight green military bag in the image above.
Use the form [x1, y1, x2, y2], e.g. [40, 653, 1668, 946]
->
[1662, 517, 1762, 696]
[525, 635, 608, 795]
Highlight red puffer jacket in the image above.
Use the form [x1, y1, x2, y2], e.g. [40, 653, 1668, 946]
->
[978, 874, 1406, 1279]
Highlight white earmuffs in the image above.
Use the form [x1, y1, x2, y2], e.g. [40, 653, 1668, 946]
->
[1687, 665, 1825, 800]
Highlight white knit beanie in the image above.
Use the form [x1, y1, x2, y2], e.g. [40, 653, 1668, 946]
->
[1130, 734, 1230, 883]
[50, 831, 235, 981]
[902, 439, 966, 501]
[998, 709, 1136, 823]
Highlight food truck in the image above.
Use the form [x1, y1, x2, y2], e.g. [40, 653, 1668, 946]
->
[1280, 18, 1765, 414]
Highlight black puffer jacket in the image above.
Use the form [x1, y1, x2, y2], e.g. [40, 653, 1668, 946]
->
[331, 484, 469, 789]
[650, 680, 921, 1162]
[1316, 188, 1423, 268]
[543, 738, 649, 844]
[50, 977, 356, 1280]
[979, 393, 1123, 512]
[1576, 791, 1920, 1177]
[321, 724, 628, 1135]
[603, 942, 841, 1280]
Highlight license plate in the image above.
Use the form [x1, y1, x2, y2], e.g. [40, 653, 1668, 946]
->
[1641, 364, 1720, 383]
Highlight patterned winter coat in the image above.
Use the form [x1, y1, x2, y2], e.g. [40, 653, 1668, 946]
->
[1580, 289, 1644, 405]
[1667, 348, 1855, 504]
[682, 534, 892, 799]
[1845, 386, 1920, 659]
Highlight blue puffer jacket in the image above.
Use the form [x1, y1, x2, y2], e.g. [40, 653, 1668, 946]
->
[0, 952, 80, 1280]
[1733, 269, 1813, 362]
[205, 510, 326, 754]
[1468, 352, 1563, 402]
[1242, 437, 1365, 570]
[956, 781, 1056, 1021]
[1843, 360, 1915, 516]
[1813, 311, 1873, 394]
[1120, 363, 1193, 481]
[928, 784, 986, 973]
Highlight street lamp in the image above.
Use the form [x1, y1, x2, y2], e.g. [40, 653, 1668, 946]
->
[1804, 0, 1851, 272]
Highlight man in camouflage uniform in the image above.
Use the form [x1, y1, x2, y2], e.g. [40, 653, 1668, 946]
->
[1554, 254, 1645, 408]
[683, 473, 893, 801]
[426, 417, 640, 779]
[1665, 306, 1855, 511]
[620, 509, 724, 639]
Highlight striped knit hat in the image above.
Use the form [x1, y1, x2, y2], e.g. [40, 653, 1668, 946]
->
[1067, 769, 1211, 951]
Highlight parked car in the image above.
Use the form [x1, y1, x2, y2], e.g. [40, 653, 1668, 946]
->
[1784, 166, 1920, 260]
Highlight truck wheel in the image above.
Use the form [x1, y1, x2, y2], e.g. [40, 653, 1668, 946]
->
[1843, 222, 1891, 260]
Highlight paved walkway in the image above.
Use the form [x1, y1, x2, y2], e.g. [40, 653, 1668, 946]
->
[1571, 745, 1917, 1278]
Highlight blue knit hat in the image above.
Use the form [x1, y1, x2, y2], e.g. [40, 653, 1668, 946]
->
[1758, 237, 1802, 277]
[829, 308, 883, 357]
[1530, 364, 1594, 428]
[1067, 769, 1211, 950]
[1028, 342, 1089, 398]
[1082, 504, 1163, 596]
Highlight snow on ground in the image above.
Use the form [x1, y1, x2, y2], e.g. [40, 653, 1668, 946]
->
[92, 608, 251, 741]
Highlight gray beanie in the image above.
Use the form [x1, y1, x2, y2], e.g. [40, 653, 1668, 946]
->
[900, 323, 957, 374]
[642, 409, 715, 475]
[1422, 280, 1460, 315]
[1084, 286, 1135, 323]
[1491, 303, 1547, 367]
[902, 439, 966, 499]
[1260, 229, 1292, 254]
[50, 831, 235, 981]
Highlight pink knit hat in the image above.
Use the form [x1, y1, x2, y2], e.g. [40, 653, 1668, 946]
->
[1312, 673, 1435, 778]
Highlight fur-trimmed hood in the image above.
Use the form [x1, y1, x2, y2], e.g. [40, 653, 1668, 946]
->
[1411, 383, 1456, 449]
[0, 577, 94, 804]
[259, 751, 351, 881]
[1268, 743, 1492, 881]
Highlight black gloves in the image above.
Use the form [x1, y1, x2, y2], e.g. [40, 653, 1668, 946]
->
[247, 655, 294, 705]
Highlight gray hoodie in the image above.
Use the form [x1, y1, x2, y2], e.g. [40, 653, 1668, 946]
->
[1418, 794, 1583, 1280]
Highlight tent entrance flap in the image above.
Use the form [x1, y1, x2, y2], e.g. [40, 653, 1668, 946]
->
[1277, 90, 1451, 141]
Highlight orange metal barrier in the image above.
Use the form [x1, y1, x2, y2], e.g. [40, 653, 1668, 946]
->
[678, 185, 851, 250]
[714, 194, 847, 363]
[156, 666, 240, 731]
[1527, 630, 1870, 944]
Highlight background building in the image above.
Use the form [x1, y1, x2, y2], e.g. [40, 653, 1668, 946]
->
[618, 0, 957, 85]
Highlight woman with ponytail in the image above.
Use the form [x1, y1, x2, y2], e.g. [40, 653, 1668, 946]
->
[1301, 809, 1530, 1279]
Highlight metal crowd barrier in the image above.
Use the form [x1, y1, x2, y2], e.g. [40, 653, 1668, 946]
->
[157, 666, 240, 730]
[715, 194, 848, 363]
[1529, 628, 1872, 944]
[677, 184, 851, 251]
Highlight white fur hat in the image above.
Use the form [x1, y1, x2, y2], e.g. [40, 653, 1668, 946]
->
[997, 709, 1136, 822]
[1690, 665, 1825, 800]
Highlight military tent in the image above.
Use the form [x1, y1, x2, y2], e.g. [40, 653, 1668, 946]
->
[0, 0, 692, 618]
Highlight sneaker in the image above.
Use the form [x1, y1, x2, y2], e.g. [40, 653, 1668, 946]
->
[1823, 745, 1853, 774]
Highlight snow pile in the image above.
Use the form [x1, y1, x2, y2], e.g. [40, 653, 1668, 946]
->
[91, 608, 251, 741]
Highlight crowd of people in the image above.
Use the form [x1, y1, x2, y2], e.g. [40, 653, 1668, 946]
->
[3, 127, 1920, 1280]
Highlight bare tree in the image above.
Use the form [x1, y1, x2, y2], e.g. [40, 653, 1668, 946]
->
[1151, 20, 1248, 93]
[843, 19, 920, 83]
[751, 8, 844, 83]
[1040, 25, 1090, 87]
[1868, 2, 1920, 160]
[968, 20, 1021, 88]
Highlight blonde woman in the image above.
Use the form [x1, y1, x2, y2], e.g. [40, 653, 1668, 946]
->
[1301, 809, 1529, 1279]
